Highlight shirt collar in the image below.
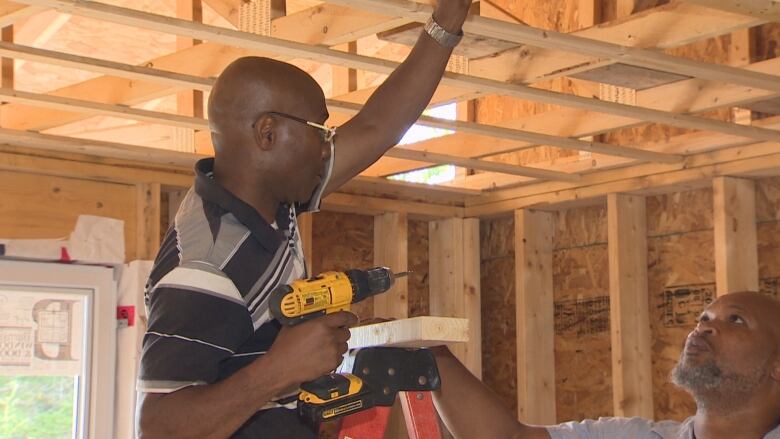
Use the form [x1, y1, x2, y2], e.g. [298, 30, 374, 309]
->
[194, 158, 291, 253]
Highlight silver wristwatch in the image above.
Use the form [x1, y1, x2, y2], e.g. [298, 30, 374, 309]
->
[424, 16, 463, 48]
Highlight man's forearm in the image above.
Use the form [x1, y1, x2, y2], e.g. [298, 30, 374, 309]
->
[432, 347, 550, 439]
[329, 1, 470, 190]
[138, 355, 290, 439]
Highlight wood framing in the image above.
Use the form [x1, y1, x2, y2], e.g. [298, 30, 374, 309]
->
[347, 316, 469, 350]
[373, 212, 409, 319]
[713, 176, 760, 296]
[607, 193, 653, 418]
[514, 208, 556, 425]
[681, 0, 780, 22]
[135, 182, 161, 260]
[429, 217, 481, 378]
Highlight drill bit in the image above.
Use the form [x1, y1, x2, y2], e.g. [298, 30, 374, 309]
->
[393, 271, 411, 279]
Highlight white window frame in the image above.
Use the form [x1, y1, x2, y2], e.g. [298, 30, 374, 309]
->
[0, 259, 117, 439]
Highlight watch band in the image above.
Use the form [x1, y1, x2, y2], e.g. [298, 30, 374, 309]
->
[424, 16, 463, 48]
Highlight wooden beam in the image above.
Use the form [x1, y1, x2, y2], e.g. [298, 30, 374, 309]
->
[176, 0, 204, 154]
[324, 0, 780, 93]
[466, 141, 780, 217]
[514, 208, 555, 424]
[681, 0, 780, 22]
[330, 100, 681, 165]
[323, 192, 464, 220]
[471, 2, 761, 86]
[607, 193, 653, 418]
[0, 42, 214, 90]
[0, 3, 44, 28]
[0, 88, 209, 129]
[1, 26, 11, 92]
[15, 0, 780, 145]
[713, 176, 759, 296]
[373, 212, 409, 319]
[347, 316, 469, 350]
[368, 54, 780, 178]
[429, 218, 481, 377]
[136, 182, 161, 260]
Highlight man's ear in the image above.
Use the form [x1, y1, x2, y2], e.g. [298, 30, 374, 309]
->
[253, 115, 275, 150]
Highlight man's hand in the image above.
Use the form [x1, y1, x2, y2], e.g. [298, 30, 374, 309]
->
[266, 311, 358, 387]
[432, 0, 473, 33]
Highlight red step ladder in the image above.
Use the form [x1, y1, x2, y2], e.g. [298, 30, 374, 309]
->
[336, 391, 441, 439]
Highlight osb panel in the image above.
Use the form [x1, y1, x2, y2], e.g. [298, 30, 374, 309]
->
[646, 189, 713, 237]
[553, 245, 612, 422]
[603, 35, 731, 145]
[481, 256, 518, 413]
[408, 219, 430, 317]
[756, 23, 780, 62]
[474, 0, 586, 167]
[647, 231, 715, 421]
[553, 205, 608, 250]
[0, 170, 138, 260]
[312, 211, 375, 321]
[756, 177, 780, 222]
[480, 215, 514, 260]
[601, 0, 670, 23]
[758, 222, 780, 280]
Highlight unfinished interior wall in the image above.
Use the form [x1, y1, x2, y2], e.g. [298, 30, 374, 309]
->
[479, 181, 780, 423]
[311, 212, 430, 320]
[0, 169, 142, 260]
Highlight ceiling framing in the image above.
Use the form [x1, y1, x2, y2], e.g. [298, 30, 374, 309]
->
[0, 0, 778, 217]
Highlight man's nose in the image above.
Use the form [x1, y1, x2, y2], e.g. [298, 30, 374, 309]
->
[694, 320, 716, 336]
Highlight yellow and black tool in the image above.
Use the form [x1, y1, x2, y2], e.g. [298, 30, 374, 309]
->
[297, 373, 375, 424]
[269, 267, 408, 326]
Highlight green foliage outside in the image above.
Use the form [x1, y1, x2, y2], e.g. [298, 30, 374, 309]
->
[0, 376, 74, 439]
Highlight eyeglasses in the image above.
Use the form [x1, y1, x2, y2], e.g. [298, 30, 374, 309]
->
[257, 111, 336, 143]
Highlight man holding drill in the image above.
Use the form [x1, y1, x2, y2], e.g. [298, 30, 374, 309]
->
[135, 1, 471, 437]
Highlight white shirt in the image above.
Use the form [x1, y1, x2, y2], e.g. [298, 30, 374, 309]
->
[547, 417, 780, 439]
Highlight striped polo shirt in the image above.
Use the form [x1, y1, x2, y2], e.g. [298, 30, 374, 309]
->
[138, 158, 317, 438]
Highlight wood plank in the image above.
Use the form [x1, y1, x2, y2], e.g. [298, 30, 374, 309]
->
[1, 25, 11, 91]
[325, 0, 780, 93]
[429, 218, 481, 377]
[514, 208, 555, 424]
[373, 212, 409, 319]
[322, 192, 464, 220]
[136, 182, 161, 260]
[713, 176, 759, 296]
[16, 0, 779, 145]
[347, 316, 468, 349]
[367, 55, 780, 178]
[607, 193, 653, 418]
[681, 0, 780, 22]
[0, 3, 44, 28]
[0, 3, 405, 131]
[0, 88, 209, 129]
[466, 142, 780, 216]
[175, 0, 204, 154]
[0, 42, 214, 90]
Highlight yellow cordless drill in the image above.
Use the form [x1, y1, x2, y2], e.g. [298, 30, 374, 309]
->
[269, 266, 407, 326]
[268, 267, 412, 425]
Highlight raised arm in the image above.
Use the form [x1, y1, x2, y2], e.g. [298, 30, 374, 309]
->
[325, 0, 471, 191]
[431, 347, 551, 439]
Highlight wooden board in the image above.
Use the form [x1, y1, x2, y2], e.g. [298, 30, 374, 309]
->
[515, 209, 556, 424]
[713, 176, 759, 296]
[373, 212, 409, 319]
[347, 316, 468, 349]
[570, 63, 690, 90]
[607, 194, 653, 418]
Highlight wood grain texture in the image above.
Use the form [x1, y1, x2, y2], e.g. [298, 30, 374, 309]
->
[347, 316, 468, 349]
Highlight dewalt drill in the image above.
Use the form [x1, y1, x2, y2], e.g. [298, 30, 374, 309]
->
[269, 267, 442, 427]
[268, 266, 406, 326]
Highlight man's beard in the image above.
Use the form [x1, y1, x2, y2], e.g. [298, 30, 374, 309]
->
[671, 355, 767, 411]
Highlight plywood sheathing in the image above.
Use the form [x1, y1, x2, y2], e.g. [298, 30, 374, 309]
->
[646, 188, 713, 420]
[408, 219, 431, 317]
[312, 211, 375, 321]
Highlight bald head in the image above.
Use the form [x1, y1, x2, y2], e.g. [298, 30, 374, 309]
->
[208, 57, 326, 153]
